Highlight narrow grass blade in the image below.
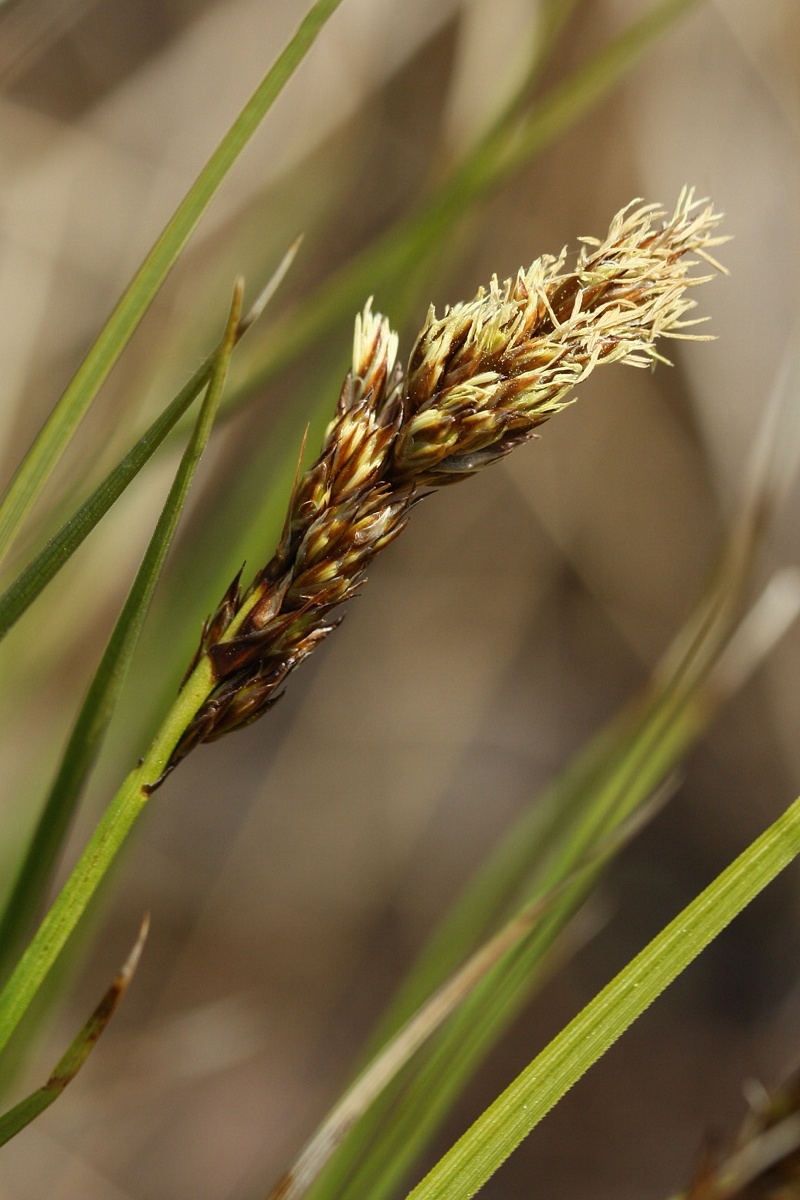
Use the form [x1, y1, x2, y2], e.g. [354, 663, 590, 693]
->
[223, 0, 701, 414]
[330, 648, 755, 1200]
[0, 239, 299, 643]
[493, 0, 701, 185]
[0, 362, 206, 637]
[306, 696, 709, 1200]
[266, 793, 671, 1200]
[404, 794, 800, 1200]
[0, 282, 242, 1033]
[293, 712, 712, 1200]
[0, 915, 148, 1147]
[519, 0, 582, 95]
[0, 0, 340, 564]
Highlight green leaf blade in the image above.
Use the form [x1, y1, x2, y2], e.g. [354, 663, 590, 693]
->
[0, 916, 148, 1146]
[0, 232, 300, 644]
[0, 359, 210, 643]
[405, 794, 800, 1200]
[0, 0, 342, 565]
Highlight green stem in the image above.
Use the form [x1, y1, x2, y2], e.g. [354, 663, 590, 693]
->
[0, 657, 213, 1062]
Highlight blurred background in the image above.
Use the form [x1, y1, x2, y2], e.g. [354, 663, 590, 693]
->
[1, 1, 800, 1197]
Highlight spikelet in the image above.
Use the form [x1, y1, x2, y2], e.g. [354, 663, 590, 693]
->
[167, 191, 725, 772]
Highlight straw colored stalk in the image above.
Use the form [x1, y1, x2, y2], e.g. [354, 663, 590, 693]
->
[167, 189, 725, 773]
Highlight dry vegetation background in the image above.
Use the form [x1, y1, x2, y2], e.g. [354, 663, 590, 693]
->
[1, 1, 800, 1197]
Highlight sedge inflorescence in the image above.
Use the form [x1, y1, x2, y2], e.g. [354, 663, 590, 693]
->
[168, 189, 725, 771]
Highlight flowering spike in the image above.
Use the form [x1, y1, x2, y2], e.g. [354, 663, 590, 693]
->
[168, 194, 725, 770]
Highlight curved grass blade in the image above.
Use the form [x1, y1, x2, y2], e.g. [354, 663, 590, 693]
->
[404, 794, 800, 1200]
[0, 280, 242, 1008]
[0, 915, 148, 1147]
[0, 239, 299, 644]
[0, 0, 341, 565]
[222, 0, 701, 416]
